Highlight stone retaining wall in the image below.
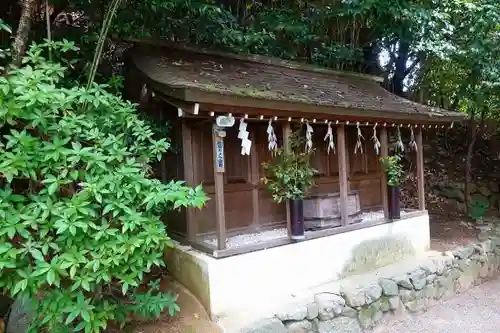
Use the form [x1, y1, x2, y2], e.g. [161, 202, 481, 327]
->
[241, 239, 500, 333]
[435, 181, 500, 213]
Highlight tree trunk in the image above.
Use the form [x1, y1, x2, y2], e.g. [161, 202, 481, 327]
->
[464, 111, 484, 215]
[361, 43, 383, 76]
[12, 0, 38, 66]
[464, 120, 476, 215]
[392, 40, 409, 97]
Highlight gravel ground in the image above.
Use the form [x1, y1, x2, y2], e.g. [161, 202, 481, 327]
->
[203, 228, 288, 248]
[382, 279, 500, 333]
[203, 210, 412, 249]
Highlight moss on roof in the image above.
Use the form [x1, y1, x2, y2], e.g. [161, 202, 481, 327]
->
[130, 42, 465, 121]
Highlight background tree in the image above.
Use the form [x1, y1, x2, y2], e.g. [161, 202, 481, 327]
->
[411, 0, 500, 212]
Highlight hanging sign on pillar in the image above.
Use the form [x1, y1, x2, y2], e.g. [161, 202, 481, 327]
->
[213, 126, 225, 173]
[216, 115, 235, 128]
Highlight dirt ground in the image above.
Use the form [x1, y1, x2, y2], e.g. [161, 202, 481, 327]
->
[124, 279, 222, 333]
[430, 214, 478, 251]
[424, 200, 479, 252]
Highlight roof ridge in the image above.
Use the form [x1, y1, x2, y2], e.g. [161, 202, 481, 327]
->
[124, 37, 384, 83]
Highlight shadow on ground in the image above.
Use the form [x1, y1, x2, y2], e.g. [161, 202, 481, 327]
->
[106, 278, 222, 333]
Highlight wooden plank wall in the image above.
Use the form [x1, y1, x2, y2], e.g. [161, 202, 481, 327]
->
[188, 122, 383, 235]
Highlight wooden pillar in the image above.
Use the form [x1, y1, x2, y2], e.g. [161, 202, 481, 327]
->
[182, 122, 197, 240]
[416, 127, 425, 210]
[337, 124, 349, 226]
[250, 128, 260, 228]
[212, 124, 226, 250]
[159, 112, 168, 184]
[282, 122, 292, 237]
[380, 127, 389, 219]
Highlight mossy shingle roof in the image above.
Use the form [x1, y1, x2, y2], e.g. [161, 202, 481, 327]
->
[130, 41, 465, 123]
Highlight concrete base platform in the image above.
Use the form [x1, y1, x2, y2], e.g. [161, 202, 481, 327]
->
[164, 212, 430, 329]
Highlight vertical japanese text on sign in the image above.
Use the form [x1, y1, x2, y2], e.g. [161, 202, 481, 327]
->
[215, 139, 224, 171]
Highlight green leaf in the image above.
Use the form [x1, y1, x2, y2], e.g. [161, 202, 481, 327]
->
[81, 280, 90, 291]
[65, 310, 79, 325]
[81, 310, 90, 322]
[71, 280, 81, 292]
[73, 320, 86, 332]
[47, 269, 56, 285]
[70, 265, 77, 279]
[92, 260, 99, 272]
[48, 182, 59, 195]
[70, 170, 79, 180]
[60, 261, 72, 269]
[33, 265, 51, 277]
[30, 248, 45, 261]
[12, 279, 27, 295]
[102, 204, 114, 215]
[0, 243, 12, 254]
[122, 282, 129, 295]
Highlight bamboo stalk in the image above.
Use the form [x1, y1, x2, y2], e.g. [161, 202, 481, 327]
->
[45, 0, 52, 61]
[86, 0, 124, 89]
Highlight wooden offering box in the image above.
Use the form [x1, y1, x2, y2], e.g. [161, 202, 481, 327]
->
[303, 191, 361, 229]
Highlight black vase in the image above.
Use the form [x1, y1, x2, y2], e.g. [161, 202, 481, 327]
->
[388, 186, 401, 220]
[289, 199, 305, 240]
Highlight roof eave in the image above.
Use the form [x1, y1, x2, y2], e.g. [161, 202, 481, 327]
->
[179, 88, 466, 124]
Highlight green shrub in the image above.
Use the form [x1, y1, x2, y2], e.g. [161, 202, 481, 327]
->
[379, 154, 404, 187]
[471, 200, 488, 221]
[0, 39, 207, 332]
[261, 131, 317, 203]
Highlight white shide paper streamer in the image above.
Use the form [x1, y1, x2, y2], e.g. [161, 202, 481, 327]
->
[267, 118, 278, 152]
[324, 121, 336, 154]
[408, 126, 418, 152]
[372, 123, 381, 155]
[354, 122, 364, 154]
[305, 121, 314, 153]
[395, 126, 405, 152]
[238, 118, 252, 155]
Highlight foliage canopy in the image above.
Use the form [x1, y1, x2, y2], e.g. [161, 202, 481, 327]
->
[0, 35, 207, 332]
[4, 0, 500, 110]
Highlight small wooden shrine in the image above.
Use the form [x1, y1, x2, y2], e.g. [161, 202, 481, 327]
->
[124, 40, 466, 258]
